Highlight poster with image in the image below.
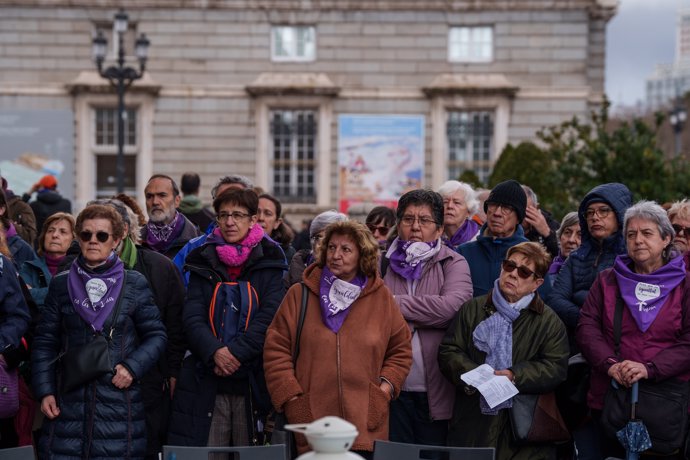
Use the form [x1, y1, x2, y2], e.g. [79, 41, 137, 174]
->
[338, 114, 424, 213]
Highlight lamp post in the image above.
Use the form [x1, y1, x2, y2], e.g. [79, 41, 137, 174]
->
[91, 9, 150, 193]
[669, 100, 687, 158]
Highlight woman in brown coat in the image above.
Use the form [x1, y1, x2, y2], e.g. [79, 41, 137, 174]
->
[264, 220, 412, 458]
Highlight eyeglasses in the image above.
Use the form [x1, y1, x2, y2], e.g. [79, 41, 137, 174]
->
[673, 224, 690, 237]
[310, 233, 324, 243]
[584, 206, 612, 220]
[367, 223, 390, 235]
[400, 215, 437, 227]
[78, 231, 111, 243]
[501, 259, 538, 279]
[216, 211, 251, 223]
[486, 203, 515, 215]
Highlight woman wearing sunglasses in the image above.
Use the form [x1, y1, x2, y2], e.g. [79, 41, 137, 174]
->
[577, 201, 690, 458]
[31, 204, 167, 459]
[439, 241, 568, 460]
[667, 199, 690, 254]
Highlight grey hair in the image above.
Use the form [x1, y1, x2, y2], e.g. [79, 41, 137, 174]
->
[624, 200, 675, 243]
[310, 210, 348, 237]
[668, 199, 690, 222]
[211, 175, 254, 199]
[521, 185, 539, 206]
[437, 180, 479, 215]
[557, 211, 580, 240]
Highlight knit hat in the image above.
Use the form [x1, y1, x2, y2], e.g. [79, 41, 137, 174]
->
[484, 179, 527, 223]
[35, 174, 57, 190]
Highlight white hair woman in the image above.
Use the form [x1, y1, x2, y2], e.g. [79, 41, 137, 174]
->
[437, 180, 480, 249]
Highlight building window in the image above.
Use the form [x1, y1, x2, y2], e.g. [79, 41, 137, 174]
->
[447, 111, 493, 183]
[448, 26, 493, 63]
[271, 26, 316, 62]
[93, 107, 138, 197]
[270, 109, 317, 202]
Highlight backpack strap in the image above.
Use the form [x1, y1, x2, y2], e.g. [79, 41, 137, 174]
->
[293, 282, 309, 367]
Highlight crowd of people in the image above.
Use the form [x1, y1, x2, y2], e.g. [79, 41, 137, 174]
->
[1, 171, 690, 460]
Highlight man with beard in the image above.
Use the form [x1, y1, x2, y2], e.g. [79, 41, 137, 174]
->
[142, 174, 200, 259]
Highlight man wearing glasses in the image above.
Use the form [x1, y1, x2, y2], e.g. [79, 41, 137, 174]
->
[457, 179, 532, 298]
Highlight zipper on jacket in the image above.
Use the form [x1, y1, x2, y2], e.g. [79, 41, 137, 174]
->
[336, 334, 345, 417]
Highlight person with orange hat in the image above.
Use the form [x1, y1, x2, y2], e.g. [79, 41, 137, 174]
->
[22, 175, 71, 238]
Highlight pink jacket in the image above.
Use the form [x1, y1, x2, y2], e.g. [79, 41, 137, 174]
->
[576, 268, 690, 410]
[383, 244, 473, 420]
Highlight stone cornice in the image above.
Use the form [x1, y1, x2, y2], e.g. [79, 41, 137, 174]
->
[245, 72, 340, 97]
[423, 73, 518, 98]
[66, 71, 161, 96]
[0, 0, 613, 11]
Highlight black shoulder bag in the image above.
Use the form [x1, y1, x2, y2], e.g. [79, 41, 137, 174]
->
[264, 282, 309, 455]
[60, 272, 127, 394]
[600, 296, 690, 455]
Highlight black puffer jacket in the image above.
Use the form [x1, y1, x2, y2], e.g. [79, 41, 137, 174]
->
[168, 236, 287, 446]
[31, 269, 167, 459]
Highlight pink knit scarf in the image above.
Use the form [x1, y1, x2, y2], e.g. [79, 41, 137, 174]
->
[212, 224, 265, 267]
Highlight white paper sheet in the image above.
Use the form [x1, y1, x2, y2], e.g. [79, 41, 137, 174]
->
[460, 363, 519, 408]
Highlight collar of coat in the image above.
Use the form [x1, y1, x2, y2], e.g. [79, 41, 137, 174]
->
[483, 288, 545, 316]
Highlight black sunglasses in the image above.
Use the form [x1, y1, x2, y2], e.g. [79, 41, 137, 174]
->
[501, 259, 537, 279]
[79, 231, 111, 243]
[673, 224, 690, 237]
[366, 223, 390, 235]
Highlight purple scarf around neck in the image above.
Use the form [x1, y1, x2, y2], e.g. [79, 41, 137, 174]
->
[613, 254, 686, 333]
[548, 253, 567, 275]
[386, 237, 440, 281]
[318, 266, 367, 334]
[5, 223, 17, 238]
[446, 219, 480, 248]
[67, 252, 125, 332]
[145, 211, 185, 253]
[206, 225, 265, 267]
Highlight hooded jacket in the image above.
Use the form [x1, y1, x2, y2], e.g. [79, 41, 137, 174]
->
[548, 183, 632, 352]
[25, 189, 71, 237]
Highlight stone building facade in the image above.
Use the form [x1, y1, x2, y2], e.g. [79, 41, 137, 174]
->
[0, 0, 617, 215]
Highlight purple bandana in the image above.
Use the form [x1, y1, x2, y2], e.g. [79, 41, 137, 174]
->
[613, 254, 686, 333]
[446, 219, 480, 248]
[548, 254, 567, 276]
[318, 266, 367, 334]
[67, 252, 125, 332]
[145, 211, 185, 253]
[386, 238, 440, 281]
[5, 223, 17, 238]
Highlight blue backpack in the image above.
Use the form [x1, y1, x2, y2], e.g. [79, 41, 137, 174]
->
[208, 281, 259, 345]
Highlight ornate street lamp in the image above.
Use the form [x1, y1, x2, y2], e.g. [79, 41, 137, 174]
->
[91, 9, 150, 193]
[669, 99, 687, 158]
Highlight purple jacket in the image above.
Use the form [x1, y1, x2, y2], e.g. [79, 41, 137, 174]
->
[383, 244, 473, 420]
[576, 268, 690, 410]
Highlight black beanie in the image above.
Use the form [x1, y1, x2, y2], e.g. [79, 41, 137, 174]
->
[484, 179, 527, 223]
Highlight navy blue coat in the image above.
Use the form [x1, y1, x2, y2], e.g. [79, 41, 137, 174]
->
[168, 236, 287, 446]
[547, 183, 632, 351]
[31, 269, 167, 459]
[0, 254, 31, 362]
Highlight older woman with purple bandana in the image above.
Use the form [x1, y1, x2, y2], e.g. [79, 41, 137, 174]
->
[383, 189, 473, 447]
[577, 200, 690, 459]
[31, 204, 167, 459]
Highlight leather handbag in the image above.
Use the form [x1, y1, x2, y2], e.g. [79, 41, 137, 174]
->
[600, 297, 690, 455]
[509, 391, 570, 444]
[0, 359, 19, 418]
[263, 283, 309, 458]
[60, 273, 127, 394]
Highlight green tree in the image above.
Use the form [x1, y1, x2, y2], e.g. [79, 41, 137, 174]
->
[457, 169, 483, 188]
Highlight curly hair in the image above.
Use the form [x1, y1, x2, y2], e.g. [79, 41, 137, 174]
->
[36, 212, 75, 257]
[76, 204, 125, 241]
[316, 220, 380, 279]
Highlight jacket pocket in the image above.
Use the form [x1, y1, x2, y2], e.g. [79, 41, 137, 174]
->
[284, 393, 314, 451]
[367, 382, 390, 431]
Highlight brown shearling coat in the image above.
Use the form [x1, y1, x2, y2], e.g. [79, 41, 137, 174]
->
[263, 264, 412, 453]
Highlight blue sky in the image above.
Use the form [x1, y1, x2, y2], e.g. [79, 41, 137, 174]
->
[606, 0, 683, 108]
